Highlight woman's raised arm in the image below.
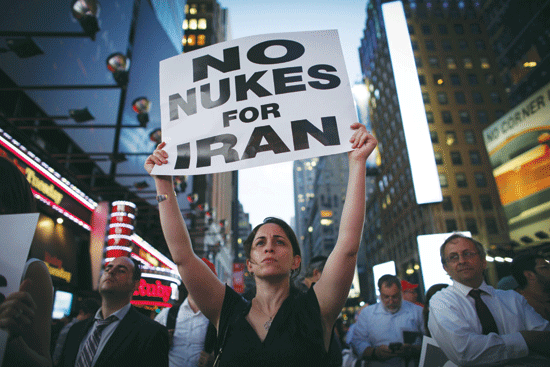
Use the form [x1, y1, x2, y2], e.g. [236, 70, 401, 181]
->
[313, 123, 377, 327]
[145, 142, 225, 326]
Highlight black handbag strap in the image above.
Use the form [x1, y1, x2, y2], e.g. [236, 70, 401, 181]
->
[213, 302, 250, 366]
[203, 322, 217, 353]
[166, 302, 181, 330]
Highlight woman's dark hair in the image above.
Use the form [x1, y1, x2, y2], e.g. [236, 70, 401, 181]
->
[243, 217, 302, 278]
[0, 157, 37, 214]
[423, 283, 449, 337]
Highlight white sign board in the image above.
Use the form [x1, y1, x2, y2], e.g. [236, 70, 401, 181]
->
[419, 336, 458, 367]
[155, 30, 356, 175]
[0, 213, 40, 364]
[417, 232, 470, 291]
[372, 260, 396, 299]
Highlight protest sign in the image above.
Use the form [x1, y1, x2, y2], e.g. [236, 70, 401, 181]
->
[153, 30, 357, 175]
[0, 212, 40, 364]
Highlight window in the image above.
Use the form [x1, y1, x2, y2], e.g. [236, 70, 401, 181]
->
[481, 57, 490, 69]
[434, 151, 443, 164]
[472, 92, 484, 104]
[438, 92, 449, 104]
[198, 18, 207, 29]
[486, 217, 499, 234]
[446, 131, 457, 146]
[461, 195, 473, 211]
[495, 110, 505, 119]
[442, 40, 452, 51]
[454, 24, 464, 34]
[426, 111, 434, 124]
[458, 40, 468, 50]
[442, 196, 453, 211]
[411, 41, 419, 51]
[187, 34, 196, 46]
[189, 18, 198, 30]
[480, 195, 493, 211]
[455, 92, 466, 104]
[446, 57, 457, 69]
[422, 92, 431, 104]
[459, 111, 471, 124]
[456, 173, 468, 187]
[197, 34, 206, 46]
[442, 111, 453, 124]
[466, 218, 479, 234]
[433, 74, 444, 85]
[474, 172, 487, 187]
[468, 74, 478, 85]
[464, 57, 473, 69]
[438, 24, 448, 34]
[470, 23, 481, 34]
[418, 74, 426, 85]
[422, 24, 432, 35]
[450, 74, 461, 85]
[439, 173, 448, 188]
[430, 130, 439, 144]
[415, 57, 423, 68]
[464, 130, 476, 144]
[475, 40, 486, 50]
[429, 57, 440, 68]
[477, 110, 489, 124]
[490, 92, 501, 104]
[485, 73, 496, 85]
[469, 150, 481, 165]
[451, 151, 463, 165]
[446, 219, 458, 232]
[425, 40, 436, 51]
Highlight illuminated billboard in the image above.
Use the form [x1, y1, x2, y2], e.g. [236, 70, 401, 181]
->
[417, 232, 470, 291]
[372, 260, 396, 298]
[352, 82, 381, 173]
[482, 82, 550, 245]
[381, 1, 442, 205]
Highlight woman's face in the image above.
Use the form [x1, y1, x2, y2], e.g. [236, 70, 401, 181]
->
[246, 223, 301, 279]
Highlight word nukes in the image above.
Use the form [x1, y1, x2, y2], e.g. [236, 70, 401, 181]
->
[168, 40, 341, 121]
[174, 116, 341, 169]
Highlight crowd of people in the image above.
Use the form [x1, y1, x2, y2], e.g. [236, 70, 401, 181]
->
[1, 119, 549, 367]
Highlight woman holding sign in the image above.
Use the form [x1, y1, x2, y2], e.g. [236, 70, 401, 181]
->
[145, 122, 376, 366]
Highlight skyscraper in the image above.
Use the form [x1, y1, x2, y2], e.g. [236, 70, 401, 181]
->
[358, 0, 511, 299]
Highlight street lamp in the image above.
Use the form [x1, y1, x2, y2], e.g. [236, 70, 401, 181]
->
[132, 97, 151, 127]
[106, 52, 129, 86]
[72, 0, 100, 40]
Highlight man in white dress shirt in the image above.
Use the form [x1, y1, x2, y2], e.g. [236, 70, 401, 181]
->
[155, 258, 216, 367]
[428, 234, 550, 366]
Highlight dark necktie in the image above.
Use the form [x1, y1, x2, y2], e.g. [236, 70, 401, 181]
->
[469, 289, 499, 335]
[75, 315, 118, 367]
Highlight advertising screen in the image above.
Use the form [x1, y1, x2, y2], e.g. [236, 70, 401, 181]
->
[52, 290, 74, 319]
[482, 82, 550, 244]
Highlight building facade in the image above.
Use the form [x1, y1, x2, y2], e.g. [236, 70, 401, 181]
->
[358, 0, 511, 300]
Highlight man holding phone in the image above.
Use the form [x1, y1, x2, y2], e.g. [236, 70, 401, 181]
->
[350, 275, 424, 367]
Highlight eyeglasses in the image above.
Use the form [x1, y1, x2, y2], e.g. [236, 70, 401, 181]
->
[445, 250, 479, 264]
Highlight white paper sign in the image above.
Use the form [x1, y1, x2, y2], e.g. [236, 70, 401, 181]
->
[418, 336, 458, 367]
[155, 30, 356, 175]
[0, 212, 40, 364]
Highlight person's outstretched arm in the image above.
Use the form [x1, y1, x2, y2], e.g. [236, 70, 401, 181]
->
[145, 143, 225, 326]
[314, 123, 377, 336]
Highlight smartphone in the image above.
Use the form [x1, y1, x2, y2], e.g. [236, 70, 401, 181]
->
[389, 342, 403, 352]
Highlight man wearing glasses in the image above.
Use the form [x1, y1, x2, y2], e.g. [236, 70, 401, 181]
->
[428, 234, 550, 366]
